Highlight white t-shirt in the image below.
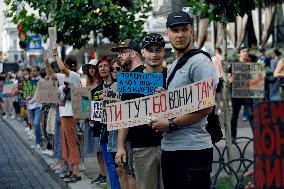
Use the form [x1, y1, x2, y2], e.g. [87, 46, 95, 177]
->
[57, 71, 81, 117]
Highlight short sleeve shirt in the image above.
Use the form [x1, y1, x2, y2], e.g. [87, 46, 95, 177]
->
[57, 71, 81, 117]
[162, 53, 218, 151]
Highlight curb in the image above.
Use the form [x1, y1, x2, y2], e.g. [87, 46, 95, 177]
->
[2, 118, 69, 189]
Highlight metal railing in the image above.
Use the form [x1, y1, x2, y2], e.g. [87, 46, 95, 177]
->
[211, 137, 254, 189]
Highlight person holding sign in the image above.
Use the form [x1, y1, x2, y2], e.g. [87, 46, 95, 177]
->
[228, 47, 254, 139]
[148, 11, 218, 189]
[97, 56, 121, 189]
[45, 50, 82, 183]
[115, 33, 167, 189]
[111, 38, 143, 189]
[82, 59, 107, 185]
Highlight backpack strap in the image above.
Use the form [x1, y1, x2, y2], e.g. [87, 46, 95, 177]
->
[167, 49, 211, 88]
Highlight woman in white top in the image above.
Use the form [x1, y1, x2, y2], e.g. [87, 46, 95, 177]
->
[45, 51, 82, 183]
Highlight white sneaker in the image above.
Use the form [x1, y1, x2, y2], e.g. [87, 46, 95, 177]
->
[24, 127, 30, 133]
[10, 115, 15, 119]
[42, 149, 54, 156]
[27, 130, 33, 136]
[217, 109, 222, 114]
[28, 134, 35, 141]
[80, 163, 86, 171]
[36, 144, 41, 149]
[2, 115, 7, 119]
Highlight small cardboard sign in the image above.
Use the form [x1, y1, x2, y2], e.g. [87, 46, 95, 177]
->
[117, 72, 163, 95]
[2, 82, 14, 96]
[253, 101, 284, 188]
[107, 79, 215, 131]
[71, 87, 92, 119]
[36, 80, 58, 104]
[23, 80, 37, 98]
[232, 62, 264, 98]
[91, 101, 102, 121]
[48, 27, 57, 49]
[101, 82, 121, 124]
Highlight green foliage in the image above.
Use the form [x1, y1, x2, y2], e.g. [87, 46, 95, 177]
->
[187, 0, 256, 23]
[5, 0, 152, 48]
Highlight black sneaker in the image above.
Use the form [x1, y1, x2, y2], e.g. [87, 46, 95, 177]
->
[91, 174, 106, 184]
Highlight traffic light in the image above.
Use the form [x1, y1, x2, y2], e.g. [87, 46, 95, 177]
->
[18, 24, 27, 49]
[91, 51, 96, 59]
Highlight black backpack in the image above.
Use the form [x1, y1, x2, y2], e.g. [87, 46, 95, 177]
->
[167, 49, 223, 144]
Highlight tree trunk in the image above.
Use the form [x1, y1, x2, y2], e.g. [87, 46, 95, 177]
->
[221, 22, 233, 163]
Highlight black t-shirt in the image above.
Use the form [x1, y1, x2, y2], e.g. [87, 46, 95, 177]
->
[90, 82, 104, 137]
[122, 65, 167, 148]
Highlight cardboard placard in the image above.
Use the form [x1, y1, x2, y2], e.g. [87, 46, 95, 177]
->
[117, 72, 163, 95]
[101, 82, 121, 124]
[23, 80, 37, 98]
[71, 87, 92, 119]
[2, 82, 14, 95]
[36, 80, 58, 104]
[48, 27, 57, 49]
[107, 79, 215, 131]
[91, 101, 102, 121]
[232, 62, 264, 98]
[253, 101, 284, 188]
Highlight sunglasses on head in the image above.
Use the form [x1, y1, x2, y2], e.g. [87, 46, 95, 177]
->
[110, 67, 121, 72]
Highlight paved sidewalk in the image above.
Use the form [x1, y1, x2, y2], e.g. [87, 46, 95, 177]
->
[2, 117, 107, 189]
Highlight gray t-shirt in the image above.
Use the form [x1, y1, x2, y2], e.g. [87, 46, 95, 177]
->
[161, 53, 219, 151]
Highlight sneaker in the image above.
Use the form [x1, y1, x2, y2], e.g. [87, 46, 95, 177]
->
[2, 115, 7, 119]
[27, 130, 33, 136]
[80, 163, 86, 172]
[55, 163, 68, 174]
[28, 134, 35, 141]
[24, 127, 30, 133]
[42, 149, 54, 156]
[36, 144, 41, 149]
[217, 109, 222, 114]
[242, 117, 248, 121]
[10, 115, 15, 119]
[91, 174, 106, 184]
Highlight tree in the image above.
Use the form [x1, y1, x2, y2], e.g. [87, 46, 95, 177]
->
[4, 0, 152, 48]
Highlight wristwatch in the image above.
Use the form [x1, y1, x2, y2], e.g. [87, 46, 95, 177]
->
[168, 119, 178, 131]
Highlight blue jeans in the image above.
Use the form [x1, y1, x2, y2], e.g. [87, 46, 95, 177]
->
[29, 107, 43, 145]
[54, 107, 62, 159]
[101, 144, 121, 189]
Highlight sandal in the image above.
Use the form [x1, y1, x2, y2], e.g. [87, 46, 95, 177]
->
[63, 174, 81, 183]
[60, 171, 73, 179]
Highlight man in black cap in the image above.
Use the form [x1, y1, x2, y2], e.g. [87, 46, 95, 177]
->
[149, 11, 218, 189]
[115, 33, 167, 189]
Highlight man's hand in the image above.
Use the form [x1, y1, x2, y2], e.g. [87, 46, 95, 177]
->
[155, 87, 165, 94]
[244, 170, 255, 189]
[149, 119, 169, 132]
[115, 147, 127, 167]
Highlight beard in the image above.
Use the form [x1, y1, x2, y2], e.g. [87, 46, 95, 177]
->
[121, 57, 132, 71]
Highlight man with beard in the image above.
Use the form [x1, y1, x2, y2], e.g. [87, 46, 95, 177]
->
[149, 11, 218, 189]
[111, 39, 143, 189]
[115, 33, 167, 189]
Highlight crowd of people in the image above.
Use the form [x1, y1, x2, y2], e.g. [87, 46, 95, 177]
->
[0, 11, 283, 189]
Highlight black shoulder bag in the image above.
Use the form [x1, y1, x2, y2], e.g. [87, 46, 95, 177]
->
[167, 49, 223, 144]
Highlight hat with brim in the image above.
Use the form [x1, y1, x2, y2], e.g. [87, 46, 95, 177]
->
[82, 59, 98, 75]
[111, 39, 141, 54]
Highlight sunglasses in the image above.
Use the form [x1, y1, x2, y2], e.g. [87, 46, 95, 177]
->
[110, 67, 121, 72]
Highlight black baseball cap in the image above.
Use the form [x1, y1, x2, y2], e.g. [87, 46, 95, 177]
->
[166, 11, 193, 27]
[111, 39, 141, 54]
[142, 33, 165, 49]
